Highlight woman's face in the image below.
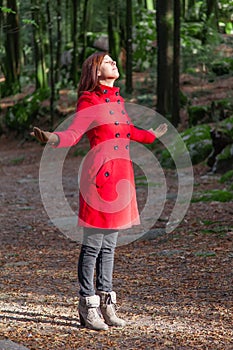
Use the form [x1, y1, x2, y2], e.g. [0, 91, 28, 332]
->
[98, 55, 119, 81]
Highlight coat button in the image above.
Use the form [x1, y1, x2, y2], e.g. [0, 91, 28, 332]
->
[122, 110, 126, 115]
[109, 110, 114, 115]
[105, 98, 110, 102]
[125, 145, 129, 150]
[114, 145, 119, 150]
[115, 91, 119, 96]
[115, 133, 120, 138]
[126, 120, 130, 124]
[115, 121, 119, 125]
[127, 133, 131, 138]
[103, 89, 108, 94]
[117, 99, 121, 104]
[105, 171, 110, 177]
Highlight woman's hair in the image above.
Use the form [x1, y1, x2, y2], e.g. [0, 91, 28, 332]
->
[77, 51, 108, 97]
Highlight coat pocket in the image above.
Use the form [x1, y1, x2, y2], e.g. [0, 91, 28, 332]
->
[95, 160, 113, 188]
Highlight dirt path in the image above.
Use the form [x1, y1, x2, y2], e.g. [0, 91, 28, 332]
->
[0, 138, 233, 349]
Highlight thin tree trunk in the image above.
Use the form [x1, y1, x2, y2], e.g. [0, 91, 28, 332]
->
[202, 0, 218, 44]
[0, 0, 5, 95]
[126, 0, 133, 93]
[55, 0, 62, 83]
[46, 1, 55, 127]
[207, 0, 219, 29]
[146, 0, 154, 10]
[31, 1, 39, 89]
[181, 0, 187, 19]
[108, 0, 123, 75]
[31, 0, 48, 89]
[172, 0, 181, 127]
[70, 0, 78, 85]
[38, 8, 47, 89]
[4, 0, 21, 95]
[79, 0, 89, 64]
[65, 0, 70, 43]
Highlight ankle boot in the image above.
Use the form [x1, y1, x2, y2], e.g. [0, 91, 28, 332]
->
[78, 294, 108, 331]
[97, 291, 126, 327]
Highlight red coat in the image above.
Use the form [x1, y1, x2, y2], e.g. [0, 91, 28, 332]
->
[55, 84, 156, 229]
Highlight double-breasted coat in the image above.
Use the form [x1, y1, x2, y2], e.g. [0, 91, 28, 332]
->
[54, 84, 156, 229]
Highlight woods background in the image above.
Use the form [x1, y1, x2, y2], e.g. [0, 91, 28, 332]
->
[0, 0, 232, 126]
[0, 1, 233, 349]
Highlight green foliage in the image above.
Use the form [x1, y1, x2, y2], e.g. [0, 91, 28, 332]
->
[188, 104, 233, 128]
[180, 90, 189, 108]
[188, 105, 211, 126]
[10, 156, 25, 165]
[216, 144, 233, 161]
[219, 116, 233, 138]
[212, 99, 233, 122]
[132, 8, 156, 71]
[225, 22, 233, 34]
[37, 63, 48, 89]
[181, 0, 233, 75]
[211, 58, 233, 76]
[219, 170, 233, 183]
[194, 251, 216, 257]
[192, 189, 233, 202]
[159, 124, 213, 168]
[201, 225, 230, 236]
[0, 81, 21, 99]
[22, 19, 39, 28]
[181, 20, 221, 73]
[5, 88, 50, 131]
[0, 6, 16, 14]
[212, 118, 233, 173]
[137, 94, 155, 108]
[218, 0, 233, 33]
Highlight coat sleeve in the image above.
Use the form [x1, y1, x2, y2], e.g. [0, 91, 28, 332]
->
[130, 125, 156, 144]
[54, 92, 95, 148]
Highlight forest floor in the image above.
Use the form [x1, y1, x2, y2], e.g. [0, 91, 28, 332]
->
[0, 73, 233, 349]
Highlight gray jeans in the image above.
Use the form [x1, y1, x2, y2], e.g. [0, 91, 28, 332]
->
[78, 228, 118, 297]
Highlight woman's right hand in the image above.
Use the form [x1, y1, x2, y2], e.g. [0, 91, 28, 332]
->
[31, 127, 59, 145]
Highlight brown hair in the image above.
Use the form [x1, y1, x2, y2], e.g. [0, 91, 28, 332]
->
[77, 51, 108, 97]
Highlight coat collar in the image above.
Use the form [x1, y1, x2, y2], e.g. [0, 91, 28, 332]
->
[96, 84, 120, 96]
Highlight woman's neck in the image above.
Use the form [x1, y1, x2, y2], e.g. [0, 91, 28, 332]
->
[98, 78, 115, 87]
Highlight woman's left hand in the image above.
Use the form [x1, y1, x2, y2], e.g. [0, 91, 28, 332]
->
[149, 123, 168, 139]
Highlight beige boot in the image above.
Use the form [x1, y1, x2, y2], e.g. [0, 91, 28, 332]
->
[78, 295, 108, 331]
[97, 291, 126, 327]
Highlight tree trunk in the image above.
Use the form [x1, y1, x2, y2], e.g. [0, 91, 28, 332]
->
[206, 0, 217, 19]
[0, 0, 4, 95]
[108, 0, 123, 75]
[137, 0, 144, 6]
[172, 0, 181, 126]
[65, 0, 71, 44]
[31, 1, 39, 89]
[70, 0, 79, 86]
[156, 0, 173, 118]
[79, 0, 89, 64]
[156, 0, 181, 124]
[4, 0, 21, 95]
[146, 0, 154, 10]
[31, 0, 48, 89]
[46, 1, 55, 127]
[207, 0, 219, 29]
[181, 0, 187, 19]
[55, 0, 62, 83]
[126, 0, 133, 93]
[202, 0, 218, 44]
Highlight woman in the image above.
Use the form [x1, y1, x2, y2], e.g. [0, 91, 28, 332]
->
[32, 52, 167, 331]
